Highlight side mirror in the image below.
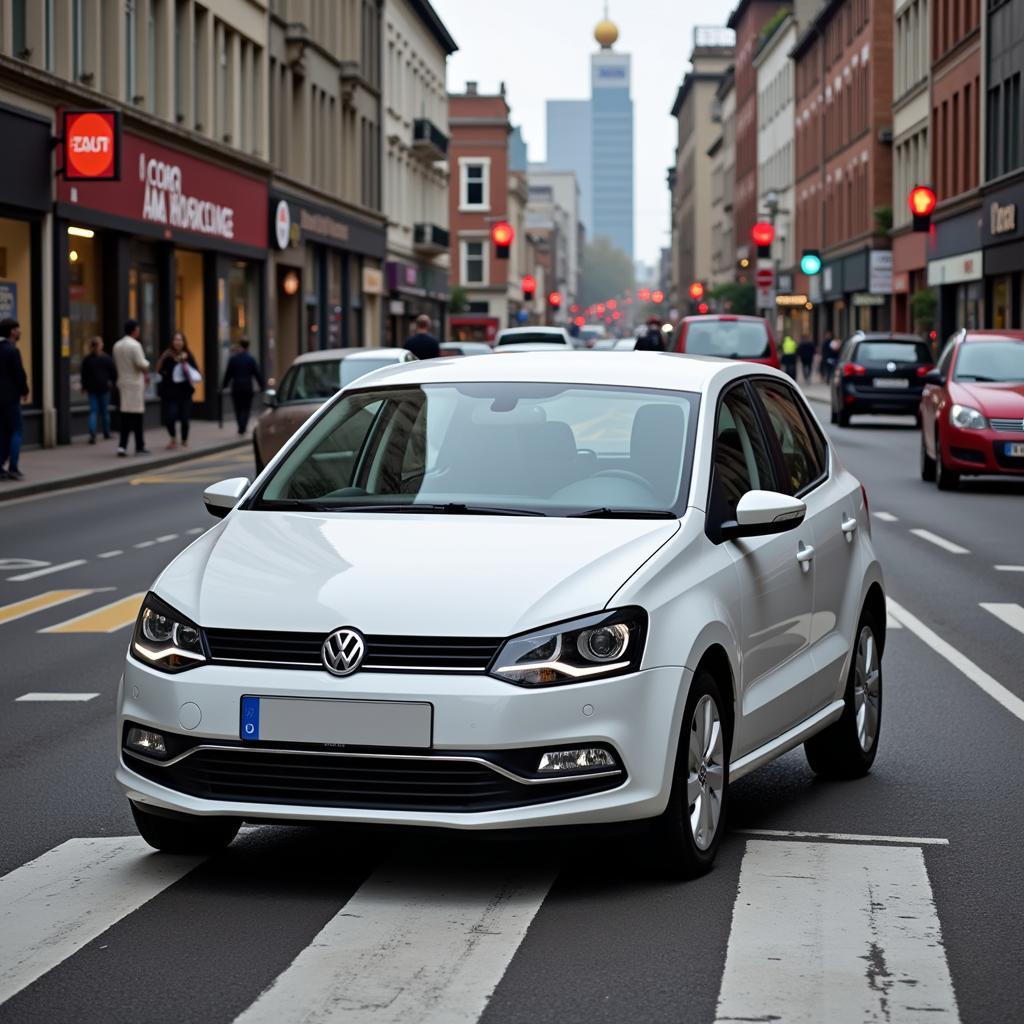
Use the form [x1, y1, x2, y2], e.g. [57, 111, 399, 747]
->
[721, 490, 806, 541]
[921, 369, 944, 385]
[203, 477, 250, 519]
[263, 388, 278, 407]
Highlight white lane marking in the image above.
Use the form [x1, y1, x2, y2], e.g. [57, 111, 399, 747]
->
[0, 837, 200, 1006]
[186, 527, 205, 535]
[714, 840, 960, 1024]
[233, 859, 555, 1024]
[910, 528, 969, 555]
[980, 602, 1024, 637]
[7, 560, 87, 582]
[994, 564, 1024, 572]
[872, 511, 898, 522]
[736, 829, 948, 846]
[133, 540, 156, 549]
[97, 550, 123, 559]
[155, 534, 179, 543]
[886, 611, 904, 630]
[889, 598, 1024, 724]
[0, 559, 49, 571]
[15, 692, 100, 702]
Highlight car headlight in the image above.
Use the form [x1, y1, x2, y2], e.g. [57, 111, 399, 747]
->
[132, 593, 207, 673]
[950, 404, 988, 430]
[489, 608, 647, 687]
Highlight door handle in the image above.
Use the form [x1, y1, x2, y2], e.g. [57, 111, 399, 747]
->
[796, 543, 815, 570]
[841, 516, 858, 538]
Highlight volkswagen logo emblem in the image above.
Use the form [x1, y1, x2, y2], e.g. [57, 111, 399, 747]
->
[886, 361, 897, 373]
[321, 627, 366, 677]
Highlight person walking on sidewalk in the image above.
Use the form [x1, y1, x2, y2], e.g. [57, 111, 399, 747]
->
[636, 317, 666, 351]
[112, 319, 150, 456]
[81, 336, 117, 443]
[222, 338, 264, 435]
[157, 331, 200, 449]
[820, 330, 838, 383]
[781, 332, 799, 379]
[0, 318, 29, 481]
[404, 315, 440, 360]
[797, 334, 816, 383]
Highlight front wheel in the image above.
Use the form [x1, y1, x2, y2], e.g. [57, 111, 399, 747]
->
[920, 432, 936, 482]
[935, 430, 960, 491]
[652, 670, 729, 879]
[131, 801, 240, 854]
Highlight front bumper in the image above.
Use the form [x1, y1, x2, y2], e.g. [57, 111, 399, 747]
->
[117, 657, 690, 830]
[942, 427, 1024, 475]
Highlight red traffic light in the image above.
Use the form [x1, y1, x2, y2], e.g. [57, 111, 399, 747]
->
[607, 298, 618, 310]
[548, 290, 562, 309]
[651, 290, 665, 304]
[491, 221, 514, 246]
[612, 310, 622, 320]
[697, 301, 709, 314]
[596, 303, 606, 315]
[569, 304, 579, 314]
[751, 222, 775, 247]
[521, 274, 536, 297]
[638, 288, 651, 302]
[909, 186, 937, 217]
[574, 315, 585, 327]
[689, 281, 704, 300]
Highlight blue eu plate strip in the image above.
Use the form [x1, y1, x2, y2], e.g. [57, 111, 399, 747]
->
[240, 696, 260, 741]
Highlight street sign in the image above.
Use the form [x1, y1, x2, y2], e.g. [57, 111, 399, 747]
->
[756, 285, 775, 309]
[755, 267, 774, 289]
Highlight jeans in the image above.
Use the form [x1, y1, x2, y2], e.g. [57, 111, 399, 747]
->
[0, 401, 23, 472]
[163, 394, 192, 442]
[233, 390, 253, 434]
[118, 411, 145, 452]
[88, 391, 111, 437]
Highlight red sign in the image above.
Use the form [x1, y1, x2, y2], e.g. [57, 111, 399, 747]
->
[63, 110, 120, 181]
[755, 268, 774, 287]
[58, 129, 268, 250]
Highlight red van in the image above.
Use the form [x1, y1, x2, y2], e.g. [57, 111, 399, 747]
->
[672, 314, 781, 370]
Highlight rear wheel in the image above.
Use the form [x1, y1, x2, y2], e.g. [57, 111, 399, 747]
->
[829, 398, 838, 424]
[920, 431, 936, 482]
[837, 406, 851, 427]
[131, 802, 240, 854]
[935, 430, 960, 490]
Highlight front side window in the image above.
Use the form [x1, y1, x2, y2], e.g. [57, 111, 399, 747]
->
[953, 340, 1024, 383]
[711, 385, 776, 522]
[255, 383, 699, 517]
[753, 381, 827, 495]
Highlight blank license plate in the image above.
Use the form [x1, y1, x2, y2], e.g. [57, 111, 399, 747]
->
[1006, 442, 1024, 458]
[874, 378, 909, 389]
[240, 696, 432, 748]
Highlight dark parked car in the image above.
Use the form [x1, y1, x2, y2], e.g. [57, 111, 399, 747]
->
[830, 332, 934, 426]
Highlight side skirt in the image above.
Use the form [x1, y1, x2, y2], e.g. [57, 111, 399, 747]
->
[730, 699, 845, 782]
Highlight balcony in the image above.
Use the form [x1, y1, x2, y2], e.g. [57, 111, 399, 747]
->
[412, 118, 449, 162]
[413, 223, 450, 255]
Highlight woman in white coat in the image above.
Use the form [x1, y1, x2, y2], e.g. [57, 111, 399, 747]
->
[112, 319, 150, 456]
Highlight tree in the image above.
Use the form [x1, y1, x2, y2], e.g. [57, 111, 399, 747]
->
[449, 285, 468, 314]
[580, 237, 635, 307]
[708, 281, 756, 316]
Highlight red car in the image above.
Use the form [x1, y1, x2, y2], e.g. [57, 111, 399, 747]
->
[919, 329, 1024, 490]
[671, 314, 781, 370]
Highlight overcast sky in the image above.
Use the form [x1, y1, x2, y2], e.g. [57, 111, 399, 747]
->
[431, 0, 736, 268]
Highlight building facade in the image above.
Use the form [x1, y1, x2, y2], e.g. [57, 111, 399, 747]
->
[708, 68, 737, 288]
[381, 0, 456, 345]
[544, 99, 591, 230]
[527, 167, 582, 307]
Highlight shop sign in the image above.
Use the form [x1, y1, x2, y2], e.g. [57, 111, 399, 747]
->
[990, 201, 1016, 237]
[271, 192, 386, 259]
[362, 267, 383, 295]
[892, 272, 909, 294]
[63, 110, 120, 181]
[927, 250, 983, 286]
[868, 250, 893, 294]
[776, 294, 810, 307]
[274, 200, 291, 249]
[852, 293, 886, 307]
[0, 282, 16, 319]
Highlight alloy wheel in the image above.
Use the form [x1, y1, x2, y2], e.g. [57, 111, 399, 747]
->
[852, 624, 881, 752]
[687, 694, 725, 851]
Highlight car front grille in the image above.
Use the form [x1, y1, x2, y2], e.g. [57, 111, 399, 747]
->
[990, 418, 1024, 434]
[125, 747, 623, 812]
[203, 628, 502, 673]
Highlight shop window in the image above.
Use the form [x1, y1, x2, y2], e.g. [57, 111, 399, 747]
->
[67, 227, 102, 404]
[224, 260, 261, 382]
[327, 251, 343, 349]
[0, 217, 34, 403]
[175, 250, 205, 402]
[128, 241, 162, 399]
[992, 277, 1012, 331]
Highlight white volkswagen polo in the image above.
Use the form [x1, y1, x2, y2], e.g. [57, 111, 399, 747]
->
[118, 352, 885, 878]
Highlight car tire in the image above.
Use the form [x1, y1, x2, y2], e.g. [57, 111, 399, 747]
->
[920, 432, 936, 482]
[652, 669, 730, 880]
[837, 406, 851, 427]
[935, 430, 960, 491]
[830, 400, 838, 425]
[805, 608, 882, 779]
[130, 801, 240, 855]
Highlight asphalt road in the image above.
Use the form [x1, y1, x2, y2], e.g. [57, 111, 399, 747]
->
[0, 412, 1022, 1024]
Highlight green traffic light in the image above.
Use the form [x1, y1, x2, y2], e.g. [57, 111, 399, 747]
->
[800, 251, 822, 276]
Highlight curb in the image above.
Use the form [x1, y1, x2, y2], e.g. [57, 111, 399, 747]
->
[0, 438, 249, 503]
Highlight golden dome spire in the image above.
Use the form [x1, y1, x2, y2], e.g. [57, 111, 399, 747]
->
[594, 4, 618, 49]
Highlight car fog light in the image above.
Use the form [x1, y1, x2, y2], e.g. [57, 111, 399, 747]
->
[126, 727, 167, 758]
[537, 748, 616, 772]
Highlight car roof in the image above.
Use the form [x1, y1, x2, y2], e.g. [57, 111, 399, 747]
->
[680, 314, 765, 324]
[963, 330, 1024, 342]
[852, 332, 927, 343]
[344, 348, 409, 361]
[290, 347, 405, 364]
[346, 350, 786, 392]
[492, 342, 573, 352]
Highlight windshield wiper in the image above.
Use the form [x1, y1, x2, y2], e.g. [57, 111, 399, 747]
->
[256, 498, 334, 511]
[956, 374, 999, 382]
[571, 507, 677, 519]
[290, 502, 546, 516]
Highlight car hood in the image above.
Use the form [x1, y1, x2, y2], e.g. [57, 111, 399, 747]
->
[953, 381, 1024, 418]
[156, 512, 680, 637]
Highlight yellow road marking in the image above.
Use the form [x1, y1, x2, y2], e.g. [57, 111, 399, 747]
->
[41, 593, 146, 634]
[0, 590, 96, 626]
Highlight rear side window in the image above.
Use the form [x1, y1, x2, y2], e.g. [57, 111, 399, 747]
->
[855, 341, 931, 363]
[753, 381, 827, 495]
[277, 360, 342, 403]
[711, 385, 776, 522]
[683, 321, 770, 359]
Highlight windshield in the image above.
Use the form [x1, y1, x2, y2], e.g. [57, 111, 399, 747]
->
[277, 360, 341, 404]
[683, 321, 770, 359]
[340, 357, 399, 386]
[856, 341, 931, 363]
[954, 341, 1024, 383]
[254, 382, 698, 517]
[497, 333, 568, 346]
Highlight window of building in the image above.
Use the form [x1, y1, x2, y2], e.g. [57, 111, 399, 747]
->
[0, 216, 36, 402]
[72, 0, 84, 80]
[12, 0, 27, 57]
[126, 0, 136, 101]
[147, 2, 157, 112]
[43, 0, 53, 70]
[459, 159, 490, 210]
[67, 228, 102, 403]
[461, 239, 487, 284]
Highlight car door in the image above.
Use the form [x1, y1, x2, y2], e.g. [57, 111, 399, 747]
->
[708, 382, 814, 755]
[922, 335, 958, 458]
[752, 379, 857, 716]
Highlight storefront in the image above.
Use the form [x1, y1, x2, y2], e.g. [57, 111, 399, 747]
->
[0, 103, 54, 447]
[821, 248, 893, 338]
[926, 206, 984, 343]
[268, 191, 386, 380]
[981, 180, 1024, 331]
[384, 259, 448, 344]
[55, 129, 268, 442]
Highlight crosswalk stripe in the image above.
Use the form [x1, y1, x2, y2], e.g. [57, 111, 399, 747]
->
[7, 560, 87, 582]
[980, 602, 1024, 637]
[40, 593, 145, 634]
[0, 837, 201, 1007]
[0, 590, 95, 625]
[15, 692, 99, 702]
[714, 840, 960, 1024]
[233, 858, 555, 1024]
[994, 564, 1024, 572]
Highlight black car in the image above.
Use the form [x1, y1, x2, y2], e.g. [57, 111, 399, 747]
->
[830, 332, 934, 426]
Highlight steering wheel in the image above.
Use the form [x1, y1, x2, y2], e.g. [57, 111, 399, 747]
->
[591, 469, 654, 489]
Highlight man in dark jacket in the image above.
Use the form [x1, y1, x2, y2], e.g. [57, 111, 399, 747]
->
[404, 315, 440, 360]
[222, 338, 265, 435]
[635, 317, 665, 352]
[0, 318, 29, 480]
[81, 336, 117, 443]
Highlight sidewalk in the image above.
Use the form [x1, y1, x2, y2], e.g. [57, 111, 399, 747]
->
[798, 378, 830, 405]
[0, 419, 248, 502]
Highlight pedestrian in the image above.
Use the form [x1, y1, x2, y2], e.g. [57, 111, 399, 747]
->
[80, 336, 117, 444]
[156, 331, 200, 449]
[112, 319, 150, 456]
[221, 338, 264, 436]
[820, 330, 838, 383]
[635, 316, 665, 351]
[797, 334, 816, 383]
[0, 317, 29, 481]
[781, 331, 799, 379]
[404, 314, 440, 360]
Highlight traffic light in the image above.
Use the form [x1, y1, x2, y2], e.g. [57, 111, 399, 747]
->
[548, 290, 562, 309]
[607, 298, 618, 310]
[909, 186, 937, 232]
[651, 289, 665, 304]
[800, 249, 822, 276]
[689, 281, 704, 301]
[697, 301, 709, 314]
[638, 288, 651, 302]
[521, 274, 536, 300]
[491, 220, 514, 259]
[738, 257, 751, 270]
[752, 222, 774, 259]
